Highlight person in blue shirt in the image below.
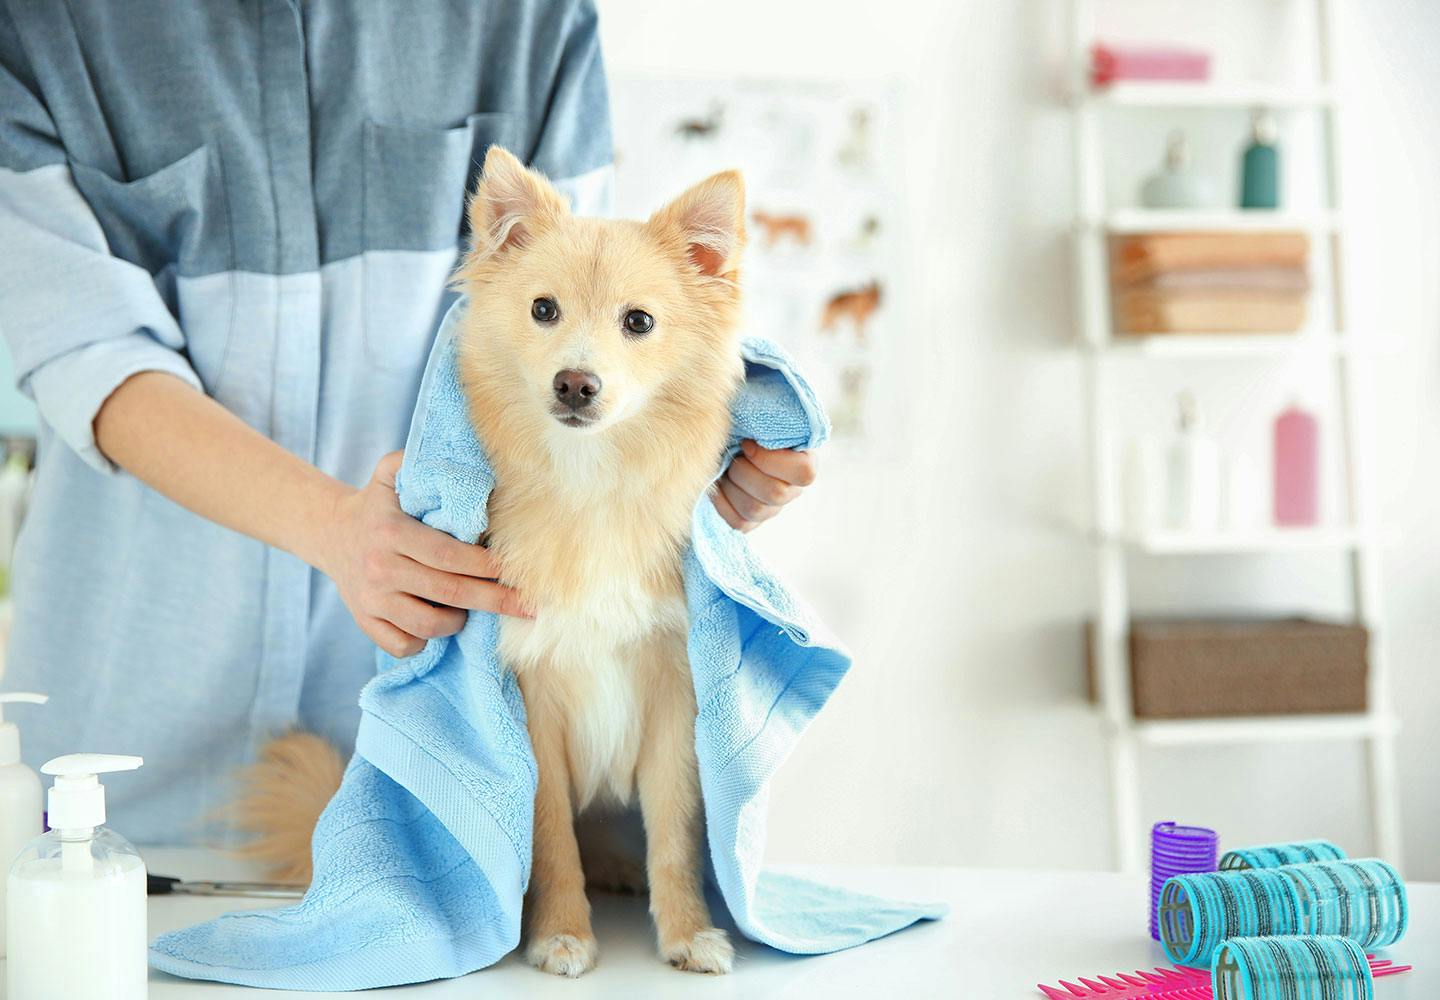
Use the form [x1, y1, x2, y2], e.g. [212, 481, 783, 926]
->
[0, 1, 817, 845]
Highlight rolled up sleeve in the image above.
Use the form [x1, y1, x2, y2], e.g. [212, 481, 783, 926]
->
[0, 43, 202, 473]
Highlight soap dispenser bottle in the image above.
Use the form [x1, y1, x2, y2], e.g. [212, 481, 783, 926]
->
[0, 692, 47, 958]
[6, 754, 147, 1000]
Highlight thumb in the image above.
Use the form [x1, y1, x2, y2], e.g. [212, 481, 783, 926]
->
[371, 450, 404, 489]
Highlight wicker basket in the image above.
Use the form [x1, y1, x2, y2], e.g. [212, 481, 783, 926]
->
[1084, 618, 1368, 719]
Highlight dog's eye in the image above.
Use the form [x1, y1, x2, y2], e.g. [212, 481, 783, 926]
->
[623, 309, 654, 336]
[531, 297, 559, 323]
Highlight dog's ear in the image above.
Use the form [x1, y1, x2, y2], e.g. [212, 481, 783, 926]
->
[649, 170, 746, 280]
[466, 146, 569, 259]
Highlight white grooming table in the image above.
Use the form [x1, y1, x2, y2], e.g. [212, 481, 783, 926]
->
[8, 848, 1431, 998]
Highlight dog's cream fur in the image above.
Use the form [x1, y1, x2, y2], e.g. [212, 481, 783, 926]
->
[235, 147, 748, 978]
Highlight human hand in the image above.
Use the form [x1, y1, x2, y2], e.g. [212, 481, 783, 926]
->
[318, 452, 529, 657]
[710, 439, 819, 532]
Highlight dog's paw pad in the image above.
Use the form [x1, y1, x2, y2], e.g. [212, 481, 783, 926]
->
[663, 927, 734, 974]
[527, 933, 599, 978]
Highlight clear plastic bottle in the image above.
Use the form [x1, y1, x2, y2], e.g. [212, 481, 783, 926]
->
[6, 754, 147, 1000]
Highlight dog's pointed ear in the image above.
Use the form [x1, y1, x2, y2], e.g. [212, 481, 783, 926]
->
[466, 146, 569, 259]
[649, 170, 746, 279]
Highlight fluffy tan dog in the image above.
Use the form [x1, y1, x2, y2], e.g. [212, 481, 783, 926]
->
[232, 147, 748, 978]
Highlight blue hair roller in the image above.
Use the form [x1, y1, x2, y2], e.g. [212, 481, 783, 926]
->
[1211, 936, 1372, 1000]
[1276, 859, 1407, 948]
[1159, 859, 1408, 967]
[1219, 839, 1347, 871]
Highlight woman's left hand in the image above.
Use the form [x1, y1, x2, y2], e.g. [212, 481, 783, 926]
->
[711, 439, 819, 532]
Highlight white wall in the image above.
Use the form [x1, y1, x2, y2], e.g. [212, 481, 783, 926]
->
[596, 0, 1440, 877]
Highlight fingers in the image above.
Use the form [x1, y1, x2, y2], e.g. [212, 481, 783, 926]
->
[725, 453, 803, 510]
[715, 442, 819, 531]
[740, 439, 818, 486]
[371, 450, 404, 488]
[365, 616, 426, 659]
[717, 475, 775, 531]
[383, 593, 468, 641]
[391, 555, 532, 617]
[709, 483, 751, 532]
[392, 518, 504, 579]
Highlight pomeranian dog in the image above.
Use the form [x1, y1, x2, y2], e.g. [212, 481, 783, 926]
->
[232, 146, 748, 978]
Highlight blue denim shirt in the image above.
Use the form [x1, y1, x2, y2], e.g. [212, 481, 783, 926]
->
[0, 0, 612, 844]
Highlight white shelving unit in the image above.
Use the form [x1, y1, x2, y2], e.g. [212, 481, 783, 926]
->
[1068, 0, 1402, 872]
[1100, 209, 1342, 233]
[1094, 333, 1349, 360]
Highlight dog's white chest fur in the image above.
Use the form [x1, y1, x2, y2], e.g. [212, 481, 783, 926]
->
[499, 581, 688, 809]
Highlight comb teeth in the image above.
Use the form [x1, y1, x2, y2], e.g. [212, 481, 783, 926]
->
[1036, 956, 1406, 998]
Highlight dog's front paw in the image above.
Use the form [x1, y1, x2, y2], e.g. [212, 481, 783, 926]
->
[662, 927, 734, 974]
[526, 933, 599, 978]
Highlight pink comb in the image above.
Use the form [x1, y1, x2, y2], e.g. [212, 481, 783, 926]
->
[1036, 956, 1412, 999]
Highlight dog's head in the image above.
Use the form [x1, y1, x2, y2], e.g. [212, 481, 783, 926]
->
[455, 147, 746, 441]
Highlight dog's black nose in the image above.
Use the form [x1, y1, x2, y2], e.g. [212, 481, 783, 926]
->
[553, 369, 602, 410]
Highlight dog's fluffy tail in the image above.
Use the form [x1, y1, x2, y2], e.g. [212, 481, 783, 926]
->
[221, 731, 344, 883]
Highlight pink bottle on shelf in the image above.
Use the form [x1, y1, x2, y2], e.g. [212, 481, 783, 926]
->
[1273, 401, 1319, 526]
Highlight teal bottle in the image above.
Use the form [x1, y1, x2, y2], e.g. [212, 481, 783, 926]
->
[1240, 109, 1280, 209]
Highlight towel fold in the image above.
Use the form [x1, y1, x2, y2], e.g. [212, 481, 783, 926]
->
[1142, 267, 1309, 293]
[1111, 232, 1309, 285]
[1114, 288, 1308, 334]
[149, 299, 946, 990]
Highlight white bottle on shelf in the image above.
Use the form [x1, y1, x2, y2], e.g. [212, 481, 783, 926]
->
[1164, 392, 1221, 533]
[0, 692, 47, 959]
[6, 753, 147, 1000]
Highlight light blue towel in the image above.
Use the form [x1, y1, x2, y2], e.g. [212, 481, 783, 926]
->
[150, 300, 946, 990]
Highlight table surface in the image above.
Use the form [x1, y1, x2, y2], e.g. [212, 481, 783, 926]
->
[2, 849, 1432, 998]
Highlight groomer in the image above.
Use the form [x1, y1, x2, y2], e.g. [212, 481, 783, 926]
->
[0, 1, 817, 844]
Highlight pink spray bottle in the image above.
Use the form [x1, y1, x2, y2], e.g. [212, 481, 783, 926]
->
[1273, 400, 1319, 526]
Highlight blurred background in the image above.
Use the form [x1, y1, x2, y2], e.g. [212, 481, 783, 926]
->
[1, 0, 1435, 877]
[593, 0, 1440, 878]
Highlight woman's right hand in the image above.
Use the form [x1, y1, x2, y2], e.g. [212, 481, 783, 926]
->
[318, 451, 529, 658]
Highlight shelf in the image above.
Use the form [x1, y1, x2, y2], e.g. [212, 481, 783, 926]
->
[1094, 333, 1348, 359]
[1099, 209, 1341, 233]
[1086, 83, 1335, 109]
[1109, 528, 1361, 555]
[1130, 712, 1394, 748]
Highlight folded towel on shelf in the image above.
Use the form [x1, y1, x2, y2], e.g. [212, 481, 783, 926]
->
[1143, 267, 1310, 293]
[1111, 232, 1309, 285]
[1090, 43, 1210, 86]
[1114, 288, 1308, 334]
[149, 299, 947, 991]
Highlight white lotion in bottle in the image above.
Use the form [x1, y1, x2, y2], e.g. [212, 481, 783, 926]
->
[6, 753, 147, 1000]
[0, 692, 47, 959]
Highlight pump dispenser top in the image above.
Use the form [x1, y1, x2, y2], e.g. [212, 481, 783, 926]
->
[0, 693, 47, 766]
[42, 753, 142, 833]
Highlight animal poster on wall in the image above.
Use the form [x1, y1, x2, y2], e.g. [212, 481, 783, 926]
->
[609, 75, 905, 448]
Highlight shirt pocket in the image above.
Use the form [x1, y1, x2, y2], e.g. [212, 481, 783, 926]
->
[361, 112, 517, 371]
[66, 144, 235, 389]
[68, 144, 233, 284]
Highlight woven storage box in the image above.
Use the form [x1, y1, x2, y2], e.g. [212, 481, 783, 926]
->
[1085, 618, 1368, 719]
